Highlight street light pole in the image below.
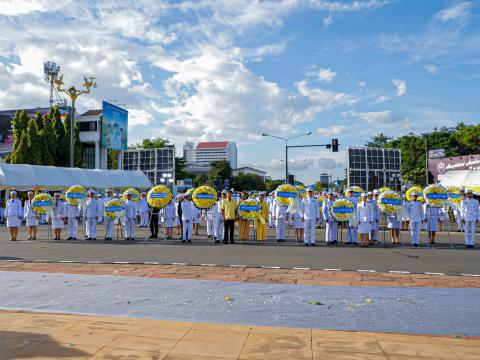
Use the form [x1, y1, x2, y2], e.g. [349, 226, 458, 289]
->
[54, 74, 97, 167]
[262, 131, 312, 184]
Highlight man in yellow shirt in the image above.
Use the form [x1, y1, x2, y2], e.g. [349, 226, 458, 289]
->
[256, 192, 269, 241]
[221, 190, 237, 244]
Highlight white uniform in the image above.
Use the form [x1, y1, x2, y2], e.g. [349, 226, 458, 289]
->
[181, 200, 193, 241]
[66, 204, 81, 238]
[274, 202, 288, 240]
[84, 198, 100, 239]
[5, 198, 22, 227]
[292, 201, 304, 229]
[268, 196, 275, 228]
[386, 213, 401, 229]
[346, 196, 358, 243]
[370, 199, 381, 241]
[460, 198, 480, 246]
[24, 199, 38, 227]
[51, 200, 65, 230]
[323, 200, 338, 243]
[124, 199, 137, 239]
[192, 206, 201, 224]
[454, 202, 464, 231]
[163, 202, 176, 228]
[206, 206, 215, 237]
[407, 201, 425, 245]
[102, 196, 114, 239]
[424, 205, 442, 232]
[138, 198, 149, 227]
[302, 196, 319, 244]
[214, 200, 224, 240]
[357, 202, 372, 234]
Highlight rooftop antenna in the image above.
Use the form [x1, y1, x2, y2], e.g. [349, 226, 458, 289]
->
[43, 61, 66, 108]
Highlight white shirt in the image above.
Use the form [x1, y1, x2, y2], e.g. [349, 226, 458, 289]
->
[163, 202, 176, 218]
[274, 203, 288, 219]
[407, 201, 425, 222]
[138, 198, 149, 213]
[302, 196, 319, 220]
[125, 199, 137, 219]
[357, 202, 372, 223]
[181, 200, 193, 221]
[460, 198, 480, 221]
[84, 198, 100, 218]
[6, 198, 22, 217]
[52, 199, 65, 219]
[323, 200, 336, 222]
[66, 204, 81, 218]
[24, 199, 36, 218]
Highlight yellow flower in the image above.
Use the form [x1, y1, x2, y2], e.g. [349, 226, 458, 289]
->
[275, 184, 298, 207]
[31, 193, 53, 215]
[192, 186, 218, 209]
[317, 196, 324, 209]
[346, 186, 364, 198]
[65, 185, 86, 206]
[104, 199, 125, 220]
[447, 186, 462, 206]
[406, 186, 425, 202]
[331, 199, 355, 222]
[423, 184, 448, 207]
[147, 185, 172, 208]
[379, 187, 392, 193]
[122, 188, 141, 202]
[238, 199, 261, 220]
[296, 185, 306, 198]
[378, 190, 402, 214]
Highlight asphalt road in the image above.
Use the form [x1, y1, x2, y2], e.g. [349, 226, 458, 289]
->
[1, 224, 479, 275]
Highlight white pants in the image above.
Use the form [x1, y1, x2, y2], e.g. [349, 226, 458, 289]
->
[346, 224, 358, 243]
[268, 213, 274, 227]
[125, 217, 136, 239]
[304, 219, 316, 244]
[214, 217, 224, 240]
[68, 218, 78, 238]
[325, 221, 338, 243]
[86, 217, 97, 239]
[457, 216, 463, 231]
[410, 222, 421, 245]
[370, 221, 379, 241]
[206, 218, 215, 236]
[464, 221, 476, 245]
[276, 218, 286, 240]
[183, 219, 193, 240]
[104, 218, 114, 238]
[140, 211, 149, 227]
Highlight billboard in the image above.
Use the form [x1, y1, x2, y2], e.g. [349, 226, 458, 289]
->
[428, 154, 480, 182]
[101, 101, 128, 150]
[429, 149, 445, 159]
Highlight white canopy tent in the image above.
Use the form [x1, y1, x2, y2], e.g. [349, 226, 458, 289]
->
[440, 170, 480, 192]
[0, 163, 152, 190]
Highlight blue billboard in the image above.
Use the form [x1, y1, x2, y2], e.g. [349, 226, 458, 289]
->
[101, 101, 128, 150]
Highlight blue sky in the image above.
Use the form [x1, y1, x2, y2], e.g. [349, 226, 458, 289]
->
[0, 0, 478, 184]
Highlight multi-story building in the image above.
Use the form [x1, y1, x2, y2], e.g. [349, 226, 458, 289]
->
[183, 141, 237, 174]
[123, 147, 175, 187]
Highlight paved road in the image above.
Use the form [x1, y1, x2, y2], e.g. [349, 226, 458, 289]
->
[1, 225, 479, 275]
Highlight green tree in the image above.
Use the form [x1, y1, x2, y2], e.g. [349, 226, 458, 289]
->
[209, 159, 232, 183]
[11, 110, 29, 154]
[129, 137, 170, 149]
[107, 149, 119, 169]
[11, 130, 28, 164]
[41, 114, 56, 166]
[365, 133, 393, 148]
[265, 179, 284, 193]
[51, 106, 67, 166]
[231, 174, 266, 191]
[193, 174, 210, 187]
[74, 121, 83, 167]
[26, 118, 42, 164]
[456, 123, 480, 155]
[34, 112, 44, 132]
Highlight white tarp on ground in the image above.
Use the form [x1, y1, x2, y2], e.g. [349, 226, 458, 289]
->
[0, 163, 151, 190]
[440, 169, 480, 191]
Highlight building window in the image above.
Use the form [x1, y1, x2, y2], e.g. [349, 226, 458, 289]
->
[79, 121, 97, 132]
[82, 143, 95, 169]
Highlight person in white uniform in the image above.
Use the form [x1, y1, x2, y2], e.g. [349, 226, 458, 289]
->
[102, 189, 114, 240]
[65, 200, 81, 240]
[273, 200, 288, 242]
[302, 188, 319, 246]
[51, 193, 65, 240]
[138, 192, 149, 227]
[205, 205, 215, 239]
[6, 191, 22, 241]
[214, 191, 226, 243]
[323, 191, 338, 244]
[369, 190, 381, 244]
[163, 199, 176, 239]
[460, 189, 480, 248]
[181, 194, 193, 242]
[24, 191, 38, 240]
[407, 192, 425, 247]
[84, 190, 100, 240]
[455, 189, 466, 232]
[357, 193, 372, 247]
[424, 203, 442, 244]
[268, 193, 276, 228]
[124, 193, 137, 240]
[345, 189, 359, 245]
[192, 205, 201, 236]
[292, 197, 304, 242]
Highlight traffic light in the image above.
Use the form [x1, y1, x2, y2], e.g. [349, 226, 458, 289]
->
[331, 138, 339, 152]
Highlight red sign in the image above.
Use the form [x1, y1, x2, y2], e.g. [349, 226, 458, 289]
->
[428, 154, 480, 182]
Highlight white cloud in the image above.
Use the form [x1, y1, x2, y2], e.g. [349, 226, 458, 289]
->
[425, 64, 438, 75]
[357, 81, 367, 89]
[434, 2, 471, 22]
[370, 95, 390, 104]
[0, 0, 46, 16]
[317, 157, 342, 169]
[307, 0, 390, 12]
[344, 110, 391, 123]
[323, 14, 333, 27]
[391, 79, 407, 96]
[316, 68, 337, 82]
[317, 125, 345, 136]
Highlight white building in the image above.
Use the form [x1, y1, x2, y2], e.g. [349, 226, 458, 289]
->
[232, 166, 267, 181]
[183, 141, 237, 174]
